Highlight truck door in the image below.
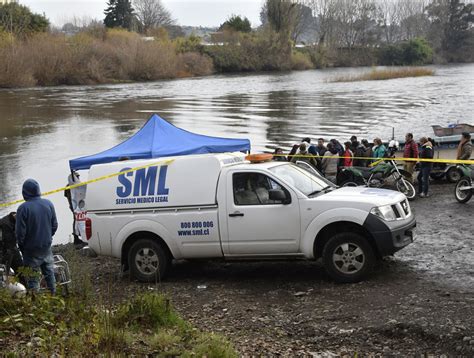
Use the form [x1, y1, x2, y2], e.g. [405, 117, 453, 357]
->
[225, 171, 301, 255]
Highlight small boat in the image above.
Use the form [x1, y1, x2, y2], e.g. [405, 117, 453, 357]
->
[431, 123, 474, 137]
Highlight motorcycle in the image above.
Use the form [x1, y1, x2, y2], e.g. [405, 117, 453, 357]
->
[337, 158, 416, 200]
[454, 165, 473, 203]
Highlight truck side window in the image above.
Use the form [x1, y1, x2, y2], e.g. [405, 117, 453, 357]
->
[233, 173, 289, 206]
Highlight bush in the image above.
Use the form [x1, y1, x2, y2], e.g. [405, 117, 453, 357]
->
[178, 52, 214, 77]
[203, 29, 292, 72]
[379, 38, 433, 66]
[174, 35, 202, 54]
[291, 50, 313, 70]
[402, 38, 433, 65]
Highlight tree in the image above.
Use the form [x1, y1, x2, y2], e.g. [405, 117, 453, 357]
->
[305, 0, 339, 46]
[0, 3, 49, 37]
[219, 15, 252, 33]
[427, 0, 474, 61]
[262, 0, 298, 35]
[261, 0, 315, 42]
[104, 0, 135, 30]
[133, 0, 174, 34]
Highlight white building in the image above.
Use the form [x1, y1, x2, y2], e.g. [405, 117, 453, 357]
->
[0, 0, 18, 4]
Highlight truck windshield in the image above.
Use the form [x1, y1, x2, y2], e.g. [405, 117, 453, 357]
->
[269, 163, 335, 197]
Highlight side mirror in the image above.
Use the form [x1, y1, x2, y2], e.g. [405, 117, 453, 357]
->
[269, 189, 291, 204]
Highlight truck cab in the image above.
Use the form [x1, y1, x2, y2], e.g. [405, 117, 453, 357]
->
[85, 153, 416, 283]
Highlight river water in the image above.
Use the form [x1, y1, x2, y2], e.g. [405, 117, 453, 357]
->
[0, 64, 473, 243]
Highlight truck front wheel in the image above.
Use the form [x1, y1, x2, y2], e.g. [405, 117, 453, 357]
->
[128, 238, 170, 282]
[322, 233, 375, 283]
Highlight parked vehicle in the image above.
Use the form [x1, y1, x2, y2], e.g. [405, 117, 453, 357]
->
[84, 153, 416, 284]
[337, 159, 416, 201]
[454, 165, 473, 203]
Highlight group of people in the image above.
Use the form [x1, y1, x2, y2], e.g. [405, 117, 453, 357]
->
[273, 131, 472, 198]
[274, 136, 383, 183]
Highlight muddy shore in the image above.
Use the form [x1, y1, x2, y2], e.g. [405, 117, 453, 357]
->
[66, 183, 473, 356]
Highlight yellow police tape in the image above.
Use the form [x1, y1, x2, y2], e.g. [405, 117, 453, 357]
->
[0, 159, 175, 209]
[0, 154, 472, 209]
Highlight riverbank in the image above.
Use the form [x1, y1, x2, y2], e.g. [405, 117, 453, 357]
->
[20, 183, 472, 356]
[0, 29, 442, 89]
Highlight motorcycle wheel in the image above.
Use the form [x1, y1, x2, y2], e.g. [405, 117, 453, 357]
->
[454, 177, 472, 204]
[342, 181, 359, 187]
[396, 178, 416, 201]
[446, 167, 461, 183]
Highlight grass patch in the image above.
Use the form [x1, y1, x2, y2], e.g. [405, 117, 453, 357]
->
[0, 290, 237, 356]
[329, 67, 435, 83]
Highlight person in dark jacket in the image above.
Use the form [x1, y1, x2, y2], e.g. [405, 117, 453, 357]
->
[287, 144, 300, 162]
[16, 179, 58, 294]
[0, 212, 23, 272]
[361, 139, 372, 166]
[350, 136, 367, 166]
[329, 139, 344, 170]
[417, 137, 434, 198]
[315, 138, 328, 156]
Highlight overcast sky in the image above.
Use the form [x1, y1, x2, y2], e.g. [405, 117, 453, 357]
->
[20, 0, 263, 27]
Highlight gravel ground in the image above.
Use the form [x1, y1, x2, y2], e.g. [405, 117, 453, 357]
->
[75, 183, 473, 356]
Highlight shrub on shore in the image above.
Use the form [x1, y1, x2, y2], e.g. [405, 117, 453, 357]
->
[291, 50, 313, 70]
[0, 30, 213, 88]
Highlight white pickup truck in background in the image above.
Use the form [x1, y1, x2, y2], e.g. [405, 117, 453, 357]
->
[84, 153, 416, 283]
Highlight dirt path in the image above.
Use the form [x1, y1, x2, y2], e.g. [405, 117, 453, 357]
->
[76, 183, 473, 356]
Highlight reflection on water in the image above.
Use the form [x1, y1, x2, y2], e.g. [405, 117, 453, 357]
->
[0, 64, 473, 243]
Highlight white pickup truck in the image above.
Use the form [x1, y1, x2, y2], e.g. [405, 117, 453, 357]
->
[84, 153, 416, 283]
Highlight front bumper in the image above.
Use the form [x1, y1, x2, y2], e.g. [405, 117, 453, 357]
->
[363, 213, 416, 256]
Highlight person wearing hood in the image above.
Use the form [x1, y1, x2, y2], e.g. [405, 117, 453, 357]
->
[417, 137, 434, 198]
[0, 212, 23, 273]
[16, 179, 58, 294]
[457, 132, 472, 160]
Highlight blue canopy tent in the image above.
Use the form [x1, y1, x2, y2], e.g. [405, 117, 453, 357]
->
[69, 114, 251, 170]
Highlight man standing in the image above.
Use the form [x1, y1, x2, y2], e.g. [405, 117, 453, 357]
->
[16, 179, 58, 294]
[350, 136, 367, 167]
[403, 133, 419, 183]
[417, 138, 434, 198]
[457, 132, 472, 160]
[315, 138, 328, 156]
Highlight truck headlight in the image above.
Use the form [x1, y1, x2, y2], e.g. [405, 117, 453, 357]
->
[370, 205, 397, 221]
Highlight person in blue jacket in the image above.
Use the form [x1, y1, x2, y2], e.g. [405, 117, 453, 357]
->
[372, 138, 387, 159]
[16, 179, 58, 294]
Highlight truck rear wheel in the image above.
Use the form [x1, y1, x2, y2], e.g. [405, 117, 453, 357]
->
[322, 233, 375, 283]
[128, 238, 170, 282]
